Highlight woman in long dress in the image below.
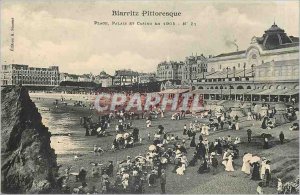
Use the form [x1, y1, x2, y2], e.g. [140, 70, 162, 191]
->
[261, 117, 268, 129]
[241, 153, 252, 174]
[176, 163, 186, 175]
[235, 122, 240, 131]
[201, 124, 206, 135]
[263, 138, 269, 149]
[190, 135, 196, 147]
[260, 159, 267, 179]
[247, 112, 252, 121]
[251, 162, 261, 180]
[225, 155, 234, 172]
[222, 150, 228, 166]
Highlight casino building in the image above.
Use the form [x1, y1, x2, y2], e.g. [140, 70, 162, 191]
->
[161, 23, 299, 103]
[190, 23, 299, 103]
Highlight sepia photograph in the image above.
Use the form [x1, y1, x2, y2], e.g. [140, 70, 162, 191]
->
[1, 0, 299, 194]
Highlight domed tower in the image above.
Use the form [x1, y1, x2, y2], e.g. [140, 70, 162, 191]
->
[257, 22, 294, 50]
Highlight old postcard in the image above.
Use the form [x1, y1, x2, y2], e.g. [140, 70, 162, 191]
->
[1, 0, 299, 194]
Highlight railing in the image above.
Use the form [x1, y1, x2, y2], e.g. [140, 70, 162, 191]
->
[194, 77, 254, 83]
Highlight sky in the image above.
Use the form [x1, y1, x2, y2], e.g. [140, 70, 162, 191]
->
[1, 0, 299, 75]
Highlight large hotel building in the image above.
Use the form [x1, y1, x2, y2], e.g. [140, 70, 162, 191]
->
[159, 23, 299, 103]
[1, 64, 60, 86]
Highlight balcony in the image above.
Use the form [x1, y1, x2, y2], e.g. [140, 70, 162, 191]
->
[196, 76, 254, 84]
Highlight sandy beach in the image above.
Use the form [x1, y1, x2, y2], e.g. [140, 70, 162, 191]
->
[31, 94, 299, 194]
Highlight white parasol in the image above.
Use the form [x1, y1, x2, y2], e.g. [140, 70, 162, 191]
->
[116, 134, 123, 140]
[250, 156, 261, 163]
[148, 145, 156, 151]
[124, 133, 129, 138]
[243, 153, 253, 162]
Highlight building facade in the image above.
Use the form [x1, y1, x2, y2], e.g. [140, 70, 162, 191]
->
[113, 69, 139, 86]
[207, 23, 299, 73]
[94, 71, 113, 87]
[1, 64, 60, 86]
[138, 73, 156, 83]
[78, 74, 93, 82]
[156, 61, 184, 81]
[182, 54, 208, 84]
[60, 73, 79, 82]
[188, 23, 299, 102]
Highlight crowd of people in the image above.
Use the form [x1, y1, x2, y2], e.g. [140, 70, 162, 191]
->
[55, 97, 299, 194]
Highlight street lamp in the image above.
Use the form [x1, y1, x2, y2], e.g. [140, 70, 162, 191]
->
[226, 67, 229, 78]
[220, 85, 223, 100]
[229, 84, 232, 100]
[233, 66, 236, 78]
[189, 64, 192, 85]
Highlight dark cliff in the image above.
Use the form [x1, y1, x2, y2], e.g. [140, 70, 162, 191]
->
[1, 86, 59, 193]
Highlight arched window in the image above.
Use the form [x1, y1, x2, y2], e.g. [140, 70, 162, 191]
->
[237, 86, 244, 89]
[247, 86, 252, 89]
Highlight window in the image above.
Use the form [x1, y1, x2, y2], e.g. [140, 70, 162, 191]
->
[219, 64, 222, 69]
[238, 63, 240, 68]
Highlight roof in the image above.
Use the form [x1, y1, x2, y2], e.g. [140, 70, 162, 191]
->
[256, 23, 298, 50]
[115, 70, 139, 76]
[265, 23, 284, 33]
[214, 50, 245, 58]
[159, 88, 189, 94]
[257, 59, 299, 69]
[205, 69, 253, 79]
[191, 88, 299, 96]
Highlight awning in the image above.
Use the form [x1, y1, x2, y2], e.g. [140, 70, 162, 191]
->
[191, 89, 254, 95]
[190, 88, 299, 96]
[159, 88, 189, 94]
[256, 89, 299, 96]
[278, 89, 299, 95]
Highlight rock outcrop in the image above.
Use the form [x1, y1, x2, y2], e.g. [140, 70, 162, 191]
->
[1, 86, 59, 193]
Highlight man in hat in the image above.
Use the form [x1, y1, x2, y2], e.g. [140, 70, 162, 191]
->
[211, 152, 218, 175]
[78, 167, 87, 182]
[247, 129, 252, 143]
[279, 131, 285, 145]
[160, 169, 167, 194]
[148, 170, 156, 187]
[107, 161, 114, 177]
